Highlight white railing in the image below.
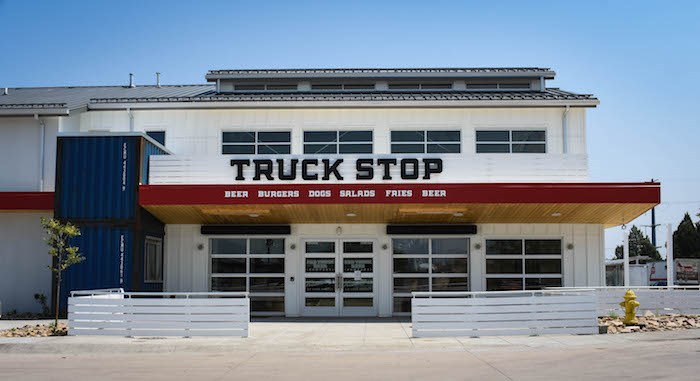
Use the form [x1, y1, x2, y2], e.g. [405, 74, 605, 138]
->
[68, 290, 249, 337]
[548, 286, 700, 316]
[411, 290, 597, 337]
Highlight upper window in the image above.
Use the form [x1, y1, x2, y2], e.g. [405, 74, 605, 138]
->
[146, 131, 166, 146]
[391, 130, 461, 154]
[476, 130, 546, 153]
[303, 131, 373, 154]
[222, 131, 291, 155]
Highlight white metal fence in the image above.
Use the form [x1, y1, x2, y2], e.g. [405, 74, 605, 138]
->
[411, 290, 598, 337]
[549, 286, 700, 316]
[68, 289, 249, 337]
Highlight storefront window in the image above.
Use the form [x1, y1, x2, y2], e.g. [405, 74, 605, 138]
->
[210, 238, 285, 315]
[485, 238, 562, 291]
[392, 237, 469, 314]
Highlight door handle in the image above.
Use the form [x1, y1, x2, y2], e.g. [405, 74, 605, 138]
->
[336, 273, 343, 292]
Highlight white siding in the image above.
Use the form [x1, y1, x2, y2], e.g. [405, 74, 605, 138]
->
[475, 223, 604, 290]
[80, 107, 588, 160]
[0, 117, 57, 191]
[0, 212, 52, 313]
[163, 225, 210, 293]
[163, 223, 605, 317]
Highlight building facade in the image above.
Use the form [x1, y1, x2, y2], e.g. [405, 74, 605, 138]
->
[0, 68, 659, 316]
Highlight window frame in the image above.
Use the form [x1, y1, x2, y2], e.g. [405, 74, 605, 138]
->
[221, 130, 292, 155]
[390, 129, 462, 154]
[391, 236, 470, 315]
[303, 130, 373, 155]
[209, 236, 286, 316]
[483, 237, 563, 291]
[475, 129, 547, 154]
[143, 236, 164, 283]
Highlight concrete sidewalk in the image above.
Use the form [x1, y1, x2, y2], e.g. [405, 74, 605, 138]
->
[1, 318, 699, 354]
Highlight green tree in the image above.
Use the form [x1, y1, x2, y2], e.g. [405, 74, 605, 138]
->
[673, 213, 700, 258]
[41, 218, 85, 331]
[614, 225, 661, 261]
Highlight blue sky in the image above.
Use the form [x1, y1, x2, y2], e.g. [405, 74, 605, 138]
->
[1, 0, 698, 257]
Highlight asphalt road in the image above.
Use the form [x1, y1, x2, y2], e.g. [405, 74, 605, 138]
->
[1, 333, 699, 380]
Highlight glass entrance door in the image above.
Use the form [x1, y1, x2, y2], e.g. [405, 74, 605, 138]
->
[302, 240, 377, 317]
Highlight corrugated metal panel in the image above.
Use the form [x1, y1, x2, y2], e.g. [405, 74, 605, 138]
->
[140, 140, 168, 185]
[60, 225, 132, 306]
[57, 136, 138, 220]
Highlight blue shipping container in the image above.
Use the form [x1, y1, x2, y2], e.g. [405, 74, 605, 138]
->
[60, 225, 132, 305]
[56, 136, 138, 220]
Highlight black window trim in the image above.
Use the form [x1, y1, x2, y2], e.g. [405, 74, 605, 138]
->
[390, 129, 462, 154]
[303, 130, 373, 155]
[221, 130, 292, 155]
[476, 129, 547, 154]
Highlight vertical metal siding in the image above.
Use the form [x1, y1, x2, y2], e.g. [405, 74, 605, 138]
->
[56, 136, 137, 220]
[54, 135, 167, 309]
[140, 140, 168, 185]
[60, 225, 132, 305]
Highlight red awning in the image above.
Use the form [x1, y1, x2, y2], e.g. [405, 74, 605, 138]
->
[138, 182, 659, 227]
[139, 182, 660, 205]
[0, 192, 54, 211]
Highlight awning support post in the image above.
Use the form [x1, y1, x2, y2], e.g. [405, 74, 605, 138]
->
[666, 223, 674, 287]
[623, 231, 630, 287]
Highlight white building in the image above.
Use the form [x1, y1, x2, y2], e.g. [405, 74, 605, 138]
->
[0, 68, 659, 316]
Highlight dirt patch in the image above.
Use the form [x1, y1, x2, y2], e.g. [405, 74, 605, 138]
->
[599, 313, 699, 334]
[0, 323, 67, 337]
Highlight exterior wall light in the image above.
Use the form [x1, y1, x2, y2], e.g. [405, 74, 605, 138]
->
[336, 226, 343, 235]
[382, 243, 389, 250]
[196, 243, 204, 251]
[474, 243, 482, 250]
[566, 243, 574, 250]
[290, 243, 296, 250]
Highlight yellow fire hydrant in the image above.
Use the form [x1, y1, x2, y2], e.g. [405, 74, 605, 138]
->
[619, 289, 640, 325]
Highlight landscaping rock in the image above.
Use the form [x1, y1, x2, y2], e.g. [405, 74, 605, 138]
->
[0, 323, 67, 337]
[598, 314, 700, 334]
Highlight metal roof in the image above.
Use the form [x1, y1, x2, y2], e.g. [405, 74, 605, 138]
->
[0, 85, 213, 111]
[206, 67, 556, 80]
[90, 88, 595, 104]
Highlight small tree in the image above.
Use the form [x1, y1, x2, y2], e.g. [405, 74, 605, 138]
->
[614, 225, 661, 261]
[41, 217, 84, 330]
[673, 213, 700, 258]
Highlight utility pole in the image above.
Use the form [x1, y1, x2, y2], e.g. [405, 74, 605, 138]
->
[651, 207, 656, 246]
